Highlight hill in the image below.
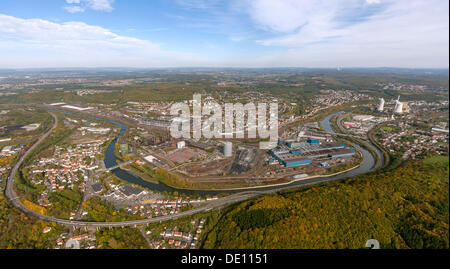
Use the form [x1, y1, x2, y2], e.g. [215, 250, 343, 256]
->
[201, 156, 449, 249]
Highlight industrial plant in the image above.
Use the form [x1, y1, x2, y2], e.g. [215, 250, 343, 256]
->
[270, 138, 355, 167]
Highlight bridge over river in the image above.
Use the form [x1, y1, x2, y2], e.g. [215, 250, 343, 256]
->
[96, 159, 136, 174]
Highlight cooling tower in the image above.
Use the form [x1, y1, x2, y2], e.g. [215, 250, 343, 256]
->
[377, 98, 385, 112]
[394, 100, 403, 114]
[394, 96, 403, 114]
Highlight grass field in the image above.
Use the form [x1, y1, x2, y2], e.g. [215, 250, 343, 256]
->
[423, 155, 449, 166]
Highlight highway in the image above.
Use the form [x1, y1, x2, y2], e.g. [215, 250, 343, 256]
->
[5, 112, 61, 223]
[4, 111, 381, 228]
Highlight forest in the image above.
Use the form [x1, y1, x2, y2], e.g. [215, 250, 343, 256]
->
[201, 155, 449, 249]
[0, 195, 64, 248]
[95, 227, 149, 249]
[81, 196, 143, 222]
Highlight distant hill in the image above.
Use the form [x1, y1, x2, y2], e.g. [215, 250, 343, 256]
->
[201, 156, 449, 249]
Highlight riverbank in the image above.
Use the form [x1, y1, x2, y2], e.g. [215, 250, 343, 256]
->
[151, 162, 362, 192]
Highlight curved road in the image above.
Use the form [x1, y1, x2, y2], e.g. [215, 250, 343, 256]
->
[335, 113, 385, 170]
[5, 111, 382, 228]
[5, 113, 61, 221]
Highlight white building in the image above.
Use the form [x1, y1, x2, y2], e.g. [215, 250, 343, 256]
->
[22, 123, 41, 131]
[353, 115, 374, 121]
[177, 141, 185, 149]
[432, 128, 449, 134]
[144, 155, 156, 163]
[85, 127, 110, 134]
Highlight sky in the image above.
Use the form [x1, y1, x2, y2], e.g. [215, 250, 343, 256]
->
[0, 0, 448, 68]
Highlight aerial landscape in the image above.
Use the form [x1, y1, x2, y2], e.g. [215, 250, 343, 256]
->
[0, 0, 448, 258]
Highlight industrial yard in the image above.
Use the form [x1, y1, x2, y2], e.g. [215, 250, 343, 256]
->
[39, 97, 364, 190]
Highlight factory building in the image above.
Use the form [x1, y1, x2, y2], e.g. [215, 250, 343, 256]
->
[271, 153, 312, 167]
[329, 148, 356, 158]
[289, 142, 345, 155]
[284, 140, 309, 148]
[271, 138, 355, 167]
[139, 116, 178, 128]
[186, 140, 210, 150]
[278, 136, 327, 149]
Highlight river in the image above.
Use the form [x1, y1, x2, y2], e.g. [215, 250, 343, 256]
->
[45, 108, 376, 196]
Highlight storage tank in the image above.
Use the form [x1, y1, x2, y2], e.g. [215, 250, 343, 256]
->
[177, 141, 185, 149]
[223, 142, 232, 157]
[377, 98, 385, 112]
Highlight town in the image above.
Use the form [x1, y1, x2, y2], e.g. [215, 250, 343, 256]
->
[0, 68, 448, 250]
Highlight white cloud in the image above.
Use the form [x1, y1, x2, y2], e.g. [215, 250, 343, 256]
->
[86, 0, 115, 11]
[0, 14, 143, 43]
[244, 0, 330, 33]
[243, 0, 387, 38]
[175, 0, 223, 10]
[0, 14, 205, 68]
[64, 0, 115, 13]
[240, 0, 449, 67]
[64, 6, 85, 13]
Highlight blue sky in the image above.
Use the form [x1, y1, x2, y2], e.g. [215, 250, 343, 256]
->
[0, 0, 448, 68]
